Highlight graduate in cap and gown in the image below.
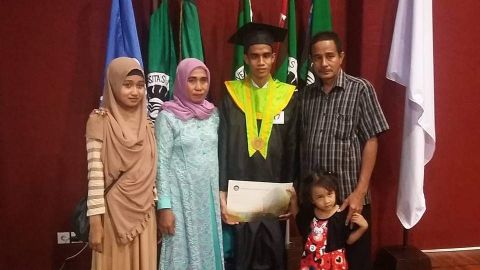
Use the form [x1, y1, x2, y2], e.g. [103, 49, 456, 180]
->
[218, 22, 299, 270]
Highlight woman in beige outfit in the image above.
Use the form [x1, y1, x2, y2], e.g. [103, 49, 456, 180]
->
[85, 57, 157, 270]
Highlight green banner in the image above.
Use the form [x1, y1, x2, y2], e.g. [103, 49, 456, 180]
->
[274, 0, 298, 85]
[181, 0, 204, 61]
[232, 0, 252, 80]
[147, 0, 177, 121]
[299, 0, 332, 85]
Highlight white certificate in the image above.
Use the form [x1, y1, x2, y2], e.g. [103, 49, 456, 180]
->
[226, 180, 293, 222]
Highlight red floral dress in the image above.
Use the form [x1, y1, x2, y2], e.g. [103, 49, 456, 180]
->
[300, 217, 348, 270]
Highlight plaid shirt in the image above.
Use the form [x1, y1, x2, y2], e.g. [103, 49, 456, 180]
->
[299, 70, 389, 204]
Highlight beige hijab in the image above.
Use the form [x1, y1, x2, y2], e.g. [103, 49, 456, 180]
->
[86, 57, 157, 244]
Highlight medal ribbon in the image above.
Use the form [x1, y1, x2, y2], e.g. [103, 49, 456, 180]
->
[244, 76, 276, 158]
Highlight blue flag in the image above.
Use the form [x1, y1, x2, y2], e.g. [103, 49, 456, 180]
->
[104, 0, 143, 70]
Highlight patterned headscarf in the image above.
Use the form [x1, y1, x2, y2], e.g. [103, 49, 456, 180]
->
[162, 58, 215, 120]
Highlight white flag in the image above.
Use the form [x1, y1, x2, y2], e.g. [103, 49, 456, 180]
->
[386, 0, 436, 229]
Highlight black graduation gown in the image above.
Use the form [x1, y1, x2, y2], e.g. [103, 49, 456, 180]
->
[218, 91, 299, 191]
[218, 87, 299, 270]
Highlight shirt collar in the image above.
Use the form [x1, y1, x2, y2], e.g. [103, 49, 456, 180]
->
[317, 69, 346, 92]
[334, 69, 347, 90]
[251, 79, 269, 89]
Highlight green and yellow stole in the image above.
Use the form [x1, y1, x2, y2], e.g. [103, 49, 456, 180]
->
[225, 76, 295, 159]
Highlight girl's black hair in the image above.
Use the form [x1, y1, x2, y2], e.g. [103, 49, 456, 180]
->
[301, 169, 341, 205]
[127, 68, 144, 78]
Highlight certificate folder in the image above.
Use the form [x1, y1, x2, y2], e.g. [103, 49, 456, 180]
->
[226, 180, 293, 222]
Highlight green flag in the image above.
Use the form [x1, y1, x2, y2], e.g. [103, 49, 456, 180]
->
[232, 0, 252, 80]
[299, 0, 332, 85]
[274, 0, 298, 85]
[147, 0, 177, 121]
[180, 0, 204, 60]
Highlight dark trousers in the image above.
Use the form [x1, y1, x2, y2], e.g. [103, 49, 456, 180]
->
[346, 204, 372, 270]
[225, 219, 286, 270]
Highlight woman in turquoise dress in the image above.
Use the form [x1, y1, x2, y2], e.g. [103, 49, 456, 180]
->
[155, 58, 223, 270]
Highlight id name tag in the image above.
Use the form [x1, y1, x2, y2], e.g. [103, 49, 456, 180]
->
[273, 111, 285, 124]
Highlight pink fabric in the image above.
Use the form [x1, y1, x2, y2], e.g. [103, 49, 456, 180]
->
[162, 58, 215, 120]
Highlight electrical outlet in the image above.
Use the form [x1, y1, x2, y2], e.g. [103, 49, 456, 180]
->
[70, 231, 84, 243]
[57, 232, 70, 244]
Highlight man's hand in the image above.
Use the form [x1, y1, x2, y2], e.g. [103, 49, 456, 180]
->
[279, 187, 299, 220]
[339, 191, 365, 226]
[220, 191, 239, 225]
[157, 209, 176, 235]
[89, 215, 103, 253]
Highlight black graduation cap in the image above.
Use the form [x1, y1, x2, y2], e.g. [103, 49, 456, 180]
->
[228, 22, 287, 49]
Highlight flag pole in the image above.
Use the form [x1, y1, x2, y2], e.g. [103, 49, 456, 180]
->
[376, 0, 436, 267]
[403, 228, 409, 249]
[179, 0, 184, 60]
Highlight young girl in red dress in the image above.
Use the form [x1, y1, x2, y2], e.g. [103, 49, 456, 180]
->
[296, 171, 368, 270]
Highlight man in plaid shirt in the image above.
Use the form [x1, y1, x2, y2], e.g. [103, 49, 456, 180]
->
[298, 31, 389, 270]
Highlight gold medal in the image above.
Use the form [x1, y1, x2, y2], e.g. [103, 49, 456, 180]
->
[252, 137, 265, 150]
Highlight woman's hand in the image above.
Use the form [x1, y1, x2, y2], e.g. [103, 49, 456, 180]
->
[157, 209, 176, 235]
[89, 215, 103, 253]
